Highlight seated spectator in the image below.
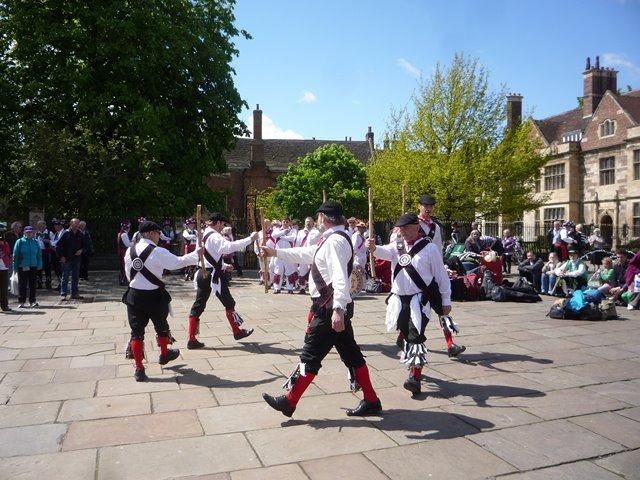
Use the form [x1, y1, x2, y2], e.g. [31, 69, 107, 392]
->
[621, 250, 640, 310]
[517, 251, 544, 292]
[540, 252, 561, 295]
[608, 249, 631, 302]
[554, 246, 588, 295]
[594, 256, 616, 296]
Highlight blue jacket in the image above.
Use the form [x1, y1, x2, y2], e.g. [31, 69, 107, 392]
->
[13, 237, 43, 271]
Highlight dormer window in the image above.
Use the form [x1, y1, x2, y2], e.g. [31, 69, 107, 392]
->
[561, 130, 582, 143]
[599, 119, 615, 137]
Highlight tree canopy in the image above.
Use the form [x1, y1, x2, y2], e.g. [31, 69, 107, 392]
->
[271, 144, 368, 221]
[0, 0, 248, 219]
[367, 53, 548, 221]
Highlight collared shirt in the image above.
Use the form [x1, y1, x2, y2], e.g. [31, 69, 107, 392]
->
[373, 237, 452, 306]
[125, 238, 200, 290]
[200, 227, 254, 268]
[275, 225, 352, 310]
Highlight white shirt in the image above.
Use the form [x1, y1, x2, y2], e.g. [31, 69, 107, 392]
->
[183, 228, 197, 245]
[418, 217, 443, 252]
[125, 238, 200, 290]
[351, 231, 367, 269]
[272, 227, 297, 249]
[200, 227, 254, 268]
[374, 237, 452, 306]
[275, 226, 352, 310]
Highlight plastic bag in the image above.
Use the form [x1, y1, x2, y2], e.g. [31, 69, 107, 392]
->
[10, 271, 18, 295]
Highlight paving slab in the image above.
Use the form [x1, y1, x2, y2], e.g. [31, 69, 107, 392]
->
[0, 270, 638, 479]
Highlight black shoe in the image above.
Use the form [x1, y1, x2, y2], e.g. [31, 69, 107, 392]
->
[346, 398, 382, 417]
[273, 290, 281, 294]
[134, 368, 148, 382]
[403, 376, 421, 395]
[287, 290, 293, 294]
[448, 344, 466, 357]
[159, 348, 180, 365]
[187, 339, 205, 350]
[71, 294, 84, 300]
[233, 328, 254, 341]
[262, 393, 295, 417]
[298, 289, 306, 294]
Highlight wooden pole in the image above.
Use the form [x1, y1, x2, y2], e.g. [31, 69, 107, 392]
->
[368, 188, 376, 278]
[322, 190, 327, 202]
[259, 207, 269, 293]
[196, 205, 208, 279]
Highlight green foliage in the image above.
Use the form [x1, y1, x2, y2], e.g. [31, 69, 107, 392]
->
[273, 144, 368, 220]
[368, 53, 548, 221]
[0, 0, 248, 218]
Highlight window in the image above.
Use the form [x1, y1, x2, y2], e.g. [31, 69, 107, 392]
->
[599, 156, 615, 185]
[599, 119, 615, 137]
[634, 149, 640, 181]
[535, 178, 540, 193]
[544, 208, 565, 231]
[512, 215, 524, 238]
[561, 130, 582, 143]
[633, 203, 640, 237]
[544, 164, 565, 190]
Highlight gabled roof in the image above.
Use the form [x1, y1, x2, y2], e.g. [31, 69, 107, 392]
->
[224, 137, 373, 172]
[533, 88, 640, 145]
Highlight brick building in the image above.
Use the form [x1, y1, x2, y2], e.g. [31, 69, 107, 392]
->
[520, 56, 640, 248]
[206, 105, 375, 226]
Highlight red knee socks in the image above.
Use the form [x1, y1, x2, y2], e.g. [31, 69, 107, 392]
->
[157, 336, 169, 355]
[286, 372, 315, 407]
[443, 329, 453, 348]
[188, 315, 199, 341]
[130, 339, 144, 370]
[354, 365, 378, 403]
[225, 309, 242, 335]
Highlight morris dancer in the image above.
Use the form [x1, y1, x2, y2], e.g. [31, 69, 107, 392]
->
[261, 201, 382, 418]
[185, 213, 258, 349]
[368, 213, 455, 396]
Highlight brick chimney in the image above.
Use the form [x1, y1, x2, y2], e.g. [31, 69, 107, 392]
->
[365, 126, 375, 157]
[250, 104, 264, 165]
[506, 94, 522, 130]
[583, 56, 617, 118]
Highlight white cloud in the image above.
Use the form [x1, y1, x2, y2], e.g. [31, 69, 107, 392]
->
[246, 113, 304, 140]
[398, 58, 421, 79]
[298, 90, 317, 103]
[602, 53, 640, 78]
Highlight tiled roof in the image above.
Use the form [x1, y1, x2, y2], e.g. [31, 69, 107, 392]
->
[533, 88, 640, 144]
[224, 138, 373, 172]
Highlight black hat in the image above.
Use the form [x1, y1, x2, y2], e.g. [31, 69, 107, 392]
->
[52, 219, 65, 226]
[419, 194, 436, 205]
[208, 212, 227, 223]
[394, 213, 420, 227]
[567, 246, 579, 254]
[316, 200, 344, 216]
[139, 220, 162, 233]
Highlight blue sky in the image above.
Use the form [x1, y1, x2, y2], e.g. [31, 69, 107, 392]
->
[231, 0, 640, 143]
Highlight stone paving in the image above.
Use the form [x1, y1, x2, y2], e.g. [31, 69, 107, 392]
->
[0, 270, 639, 480]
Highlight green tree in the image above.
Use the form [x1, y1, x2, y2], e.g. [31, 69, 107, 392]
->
[368, 53, 548, 221]
[274, 144, 369, 220]
[0, 0, 248, 218]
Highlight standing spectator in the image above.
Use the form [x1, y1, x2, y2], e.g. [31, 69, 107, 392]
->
[501, 229, 517, 274]
[588, 228, 607, 267]
[4, 221, 23, 277]
[117, 221, 132, 286]
[548, 220, 564, 260]
[560, 221, 580, 257]
[35, 220, 53, 289]
[49, 219, 65, 289]
[261, 201, 382, 418]
[78, 220, 93, 280]
[56, 218, 88, 301]
[517, 251, 544, 292]
[0, 233, 11, 312]
[182, 218, 198, 281]
[367, 213, 455, 395]
[575, 224, 590, 254]
[123, 220, 202, 382]
[450, 221, 460, 244]
[13, 226, 42, 308]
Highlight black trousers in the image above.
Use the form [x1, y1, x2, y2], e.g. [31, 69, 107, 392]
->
[299, 302, 365, 375]
[125, 288, 170, 340]
[189, 268, 235, 317]
[18, 268, 38, 304]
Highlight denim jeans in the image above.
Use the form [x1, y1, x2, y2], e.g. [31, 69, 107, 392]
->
[60, 257, 81, 296]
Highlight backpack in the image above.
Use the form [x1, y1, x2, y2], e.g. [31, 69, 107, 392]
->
[479, 269, 496, 300]
[599, 298, 618, 320]
[364, 278, 384, 294]
[547, 299, 567, 318]
[450, 277, 465, 301]
[462, 273, 481, 301]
